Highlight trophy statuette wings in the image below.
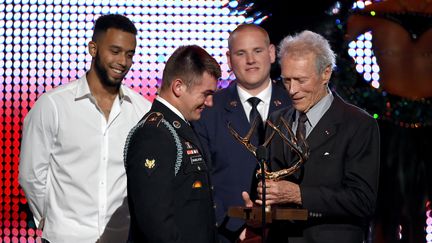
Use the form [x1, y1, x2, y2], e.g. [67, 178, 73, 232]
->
[227, 115, 310, 223]
[227, 115, 310, 180]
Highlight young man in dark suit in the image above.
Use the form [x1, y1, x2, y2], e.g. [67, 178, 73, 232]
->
[193, 24, 291, 242]
[245, 30, 380, 243]
[124, 45, 221, 243]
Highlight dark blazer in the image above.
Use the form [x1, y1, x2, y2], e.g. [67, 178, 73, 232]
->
[125, 100, 217, 243]
[192, 81, 291, 236]
[266, 93, 380, 243]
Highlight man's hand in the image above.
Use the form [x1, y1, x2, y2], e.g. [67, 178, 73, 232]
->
[241, 191, 262, 229]
[256, 180, 302, 205]
[239, 192, 250, 241]
[238, 227, 247, 241]
[242, 191, 254, 207]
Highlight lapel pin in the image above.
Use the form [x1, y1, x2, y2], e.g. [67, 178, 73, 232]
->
[229, 101, 237, 107]
[173, 120, 181, 129]
[274, 100, 282, 107]
[325, 130, 330, 135]
[324, 152, 330, 156]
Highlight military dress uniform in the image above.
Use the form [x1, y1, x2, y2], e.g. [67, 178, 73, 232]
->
[124, 99, 218, 243]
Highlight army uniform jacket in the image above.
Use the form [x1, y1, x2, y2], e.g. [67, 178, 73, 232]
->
[125, 99, 217, 243]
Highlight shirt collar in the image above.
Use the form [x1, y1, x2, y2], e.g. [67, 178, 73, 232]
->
[74, 74, 131, 103]
[74, 75, 92, 101]
[156, 96, 188, 123]
[236, 79, 272, 105]
[301, 88, 334, 128]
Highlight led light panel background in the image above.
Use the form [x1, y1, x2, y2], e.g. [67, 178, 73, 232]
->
[1, 0, 430, 242]
[347, 0, 381, 89]
[0, 0, 245, 241]
[427, 201, 432, 243]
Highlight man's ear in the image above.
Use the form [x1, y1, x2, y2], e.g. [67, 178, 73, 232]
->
[269, 44, 276, 63]
[321, 66, 332, 85]
[226, 51, 232, 70]
[88, 41, 97, 58]
[172, 78, 185, 97]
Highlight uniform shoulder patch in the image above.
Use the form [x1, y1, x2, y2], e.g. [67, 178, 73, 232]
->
[144, 112, 164, 127]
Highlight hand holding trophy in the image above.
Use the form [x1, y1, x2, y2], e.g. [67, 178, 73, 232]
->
[227, 115, 310, 242]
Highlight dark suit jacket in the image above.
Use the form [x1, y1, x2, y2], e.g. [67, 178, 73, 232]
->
[193, 81, 290, 234]
[266, 93, 380, 243]
[125, 100, 217, 243]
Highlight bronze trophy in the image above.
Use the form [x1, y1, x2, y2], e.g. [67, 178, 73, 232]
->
[227, 115, 310, 224]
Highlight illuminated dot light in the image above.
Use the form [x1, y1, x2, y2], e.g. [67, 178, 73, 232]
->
[348, 0, 380, 89]
[0, 1, 245, 241]
[427, 201, 432, 242]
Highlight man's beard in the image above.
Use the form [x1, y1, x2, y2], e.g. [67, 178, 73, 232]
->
[94, 53, 122, 88]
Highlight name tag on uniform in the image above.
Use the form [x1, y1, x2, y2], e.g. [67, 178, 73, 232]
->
[190, 155, 204, 164]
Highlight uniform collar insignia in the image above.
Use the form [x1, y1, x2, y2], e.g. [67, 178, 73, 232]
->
[172, 120, 181, 129]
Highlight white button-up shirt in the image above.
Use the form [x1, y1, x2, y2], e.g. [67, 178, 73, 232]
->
[19, 75, 151, 243]
[237, 79, 272, 122]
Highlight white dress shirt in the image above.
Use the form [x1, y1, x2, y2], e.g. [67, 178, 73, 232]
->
[236, 79, 272, 122]
[19, 75, 151, 243]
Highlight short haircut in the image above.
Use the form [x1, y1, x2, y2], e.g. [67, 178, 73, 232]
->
[278, 30, 336, 74]
[228, 24, 271, 51]
[161, 45, 221, 90]
[92, 14, 137, 42]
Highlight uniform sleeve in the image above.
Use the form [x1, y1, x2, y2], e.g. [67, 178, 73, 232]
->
[19, 94, 57, 225]
[126, 124, 184, 243]
[301, 116, 380, 219]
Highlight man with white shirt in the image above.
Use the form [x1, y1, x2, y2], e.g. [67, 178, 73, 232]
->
[124, 45, 220, 243]
[192, 24, 290, 242]
[19, 14, 151, 243]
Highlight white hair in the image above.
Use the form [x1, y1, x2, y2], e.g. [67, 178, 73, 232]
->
[278, 30, 336, 74]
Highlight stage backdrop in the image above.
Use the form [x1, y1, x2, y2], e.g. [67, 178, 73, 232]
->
[1, 0, 431, 242]
[0, 0, 245, 242]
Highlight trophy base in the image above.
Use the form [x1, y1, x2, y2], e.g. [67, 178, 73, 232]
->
[228, 206, 308, 223]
